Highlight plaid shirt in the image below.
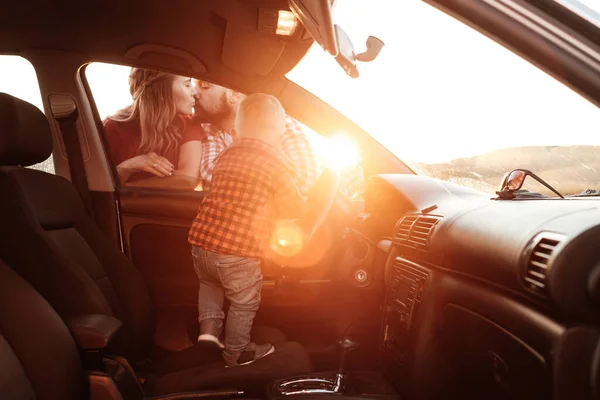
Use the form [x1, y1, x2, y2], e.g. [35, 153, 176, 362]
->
[199, 116, 319, 196]
[198, 116, 365, 199]
[189, 138, 305, 258]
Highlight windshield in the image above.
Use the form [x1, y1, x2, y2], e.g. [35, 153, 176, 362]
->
[554, 0, 600, 26]
[287, 0, 600, 196]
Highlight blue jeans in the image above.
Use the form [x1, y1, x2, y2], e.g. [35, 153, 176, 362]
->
[191, 246, 263, 353]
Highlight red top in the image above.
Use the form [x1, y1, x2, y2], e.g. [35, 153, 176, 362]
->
[188, 138, 306, 258]
[103, 116, 205, 181]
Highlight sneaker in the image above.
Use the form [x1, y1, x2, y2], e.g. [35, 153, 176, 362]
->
[223, 342, 275, 367]
[197, 333, 224, 349]
[198, 318, 224, 349]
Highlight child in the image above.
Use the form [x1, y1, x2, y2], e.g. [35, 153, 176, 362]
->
[188, 93, 307, 366]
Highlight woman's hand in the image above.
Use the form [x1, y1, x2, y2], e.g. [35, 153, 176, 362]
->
[117, 152, 174, 182]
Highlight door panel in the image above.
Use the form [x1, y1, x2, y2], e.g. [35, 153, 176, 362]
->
[128, 222, 197, 306]
[118, 187, 384, 368]
[120, 188, 202, 220]
[119, 188, 204, 352]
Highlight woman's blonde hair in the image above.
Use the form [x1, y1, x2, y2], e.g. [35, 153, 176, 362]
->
[109, 68, 182, 154]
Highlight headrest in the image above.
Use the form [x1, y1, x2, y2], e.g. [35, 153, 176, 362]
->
[0, 93, 53, 167]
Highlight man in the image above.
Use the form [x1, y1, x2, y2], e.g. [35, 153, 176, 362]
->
[193, 80, 364, 199]
[193, 80, 320, 196]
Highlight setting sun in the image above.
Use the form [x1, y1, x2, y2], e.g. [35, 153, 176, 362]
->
[318, 134, 361, 171]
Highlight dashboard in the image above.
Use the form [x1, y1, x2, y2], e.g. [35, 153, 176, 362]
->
[360, 174, 600, 400]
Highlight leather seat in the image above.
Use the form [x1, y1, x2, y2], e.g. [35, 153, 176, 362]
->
[0, 257, 272, 400]
[0, 258, 87, 400]
[0, 93, 312, 396]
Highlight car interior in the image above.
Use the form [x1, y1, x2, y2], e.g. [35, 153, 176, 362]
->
[2, 0, 600, 399]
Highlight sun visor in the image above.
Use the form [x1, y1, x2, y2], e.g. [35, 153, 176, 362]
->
[222, 23, 286, 76]
[125, 43, 208, 74]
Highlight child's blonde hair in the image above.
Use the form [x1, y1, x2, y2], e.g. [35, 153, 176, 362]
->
[234, 93, 285, 145]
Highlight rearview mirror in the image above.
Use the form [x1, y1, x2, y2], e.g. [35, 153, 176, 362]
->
[334, 25, 358, 78]
[334, 25, 384, 78]
[288, 0, 384, 79]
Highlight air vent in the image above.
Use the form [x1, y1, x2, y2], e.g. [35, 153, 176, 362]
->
[523, 234, 562, 296]
[395, 215, 418, 241]
[395, 214, 441, 250]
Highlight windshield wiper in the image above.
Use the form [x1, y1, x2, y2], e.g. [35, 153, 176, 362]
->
[569, 189, 600, 197]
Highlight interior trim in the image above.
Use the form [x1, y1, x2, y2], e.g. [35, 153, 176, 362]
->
[124, 43, 208, 73]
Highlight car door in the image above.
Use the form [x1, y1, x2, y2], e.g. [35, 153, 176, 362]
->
[117, 184, 386, 368]
[84, 62, 391, 369]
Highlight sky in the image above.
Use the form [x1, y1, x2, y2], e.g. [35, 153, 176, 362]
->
[2, 0, 600, 165]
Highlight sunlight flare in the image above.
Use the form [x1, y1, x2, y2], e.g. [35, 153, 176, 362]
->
[319, 134, 361, 171]
[269, 219, 305, 257]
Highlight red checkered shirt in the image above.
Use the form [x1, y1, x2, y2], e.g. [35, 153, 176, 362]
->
[189, 138, 306, 258]
[199, 116, 320, 195]
[198, 116, 365, 199]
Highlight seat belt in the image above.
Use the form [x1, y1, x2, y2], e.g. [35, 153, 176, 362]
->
[51, 96, 95, 220]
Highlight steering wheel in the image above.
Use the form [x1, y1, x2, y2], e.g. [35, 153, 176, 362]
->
[264, 168, 342, 268]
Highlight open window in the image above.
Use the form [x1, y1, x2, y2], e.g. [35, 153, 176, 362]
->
[0, 55, 55, 174]
[85, 61, 365, 199]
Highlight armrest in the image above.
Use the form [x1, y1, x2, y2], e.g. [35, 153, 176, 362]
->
[148, 389, 244, 400]
[68, 314, 122, 351]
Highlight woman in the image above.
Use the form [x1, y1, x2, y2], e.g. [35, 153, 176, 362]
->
[104, 68, 204, 185]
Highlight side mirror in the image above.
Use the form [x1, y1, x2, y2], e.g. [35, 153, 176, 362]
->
[334, 25, 384, 78]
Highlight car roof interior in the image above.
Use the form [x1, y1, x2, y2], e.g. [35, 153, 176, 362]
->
[2, 0, 310, 92]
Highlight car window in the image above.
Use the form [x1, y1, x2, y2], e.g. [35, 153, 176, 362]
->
[86, 63, 200, 190]
[85, 62, 364, 198]
[287, 0, 600, 197]
[0, 55, 55, 174]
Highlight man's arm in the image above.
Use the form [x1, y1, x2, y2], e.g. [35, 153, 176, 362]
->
[280, 117, 320, 196]
[280, 116, 365, 201]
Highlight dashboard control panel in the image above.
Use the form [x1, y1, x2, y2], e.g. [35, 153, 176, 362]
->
[382, 257, 428, 365]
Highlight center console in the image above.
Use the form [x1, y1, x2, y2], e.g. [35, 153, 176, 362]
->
[268, 337, 399, 400]
[268, 256, 427, 400]
[269, 337, 359, 396]
[382, 257, 429, 368]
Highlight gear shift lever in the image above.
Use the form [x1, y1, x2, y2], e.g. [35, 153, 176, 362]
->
[333, 336, 359, 392]
[274, 336, 360, 396]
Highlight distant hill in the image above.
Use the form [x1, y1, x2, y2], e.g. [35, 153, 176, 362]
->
[414, 145, 600, 195]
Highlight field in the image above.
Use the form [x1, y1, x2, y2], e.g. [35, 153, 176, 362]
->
[414, 146, 600, 196]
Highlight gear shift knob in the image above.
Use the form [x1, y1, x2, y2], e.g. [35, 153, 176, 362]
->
[332, 336, 359, 393]
[339, 337, 360, 351]
[337, 336, 359, 375]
